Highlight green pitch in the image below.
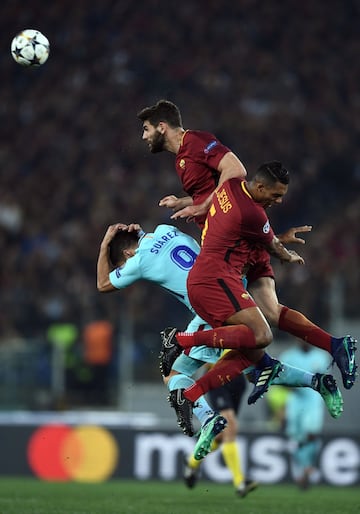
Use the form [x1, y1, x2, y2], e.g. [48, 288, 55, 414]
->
[0, 478, 357, 514]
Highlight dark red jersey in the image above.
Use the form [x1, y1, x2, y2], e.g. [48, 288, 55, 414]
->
[197, 178, 274, 273]
[175, 130, 231, 226]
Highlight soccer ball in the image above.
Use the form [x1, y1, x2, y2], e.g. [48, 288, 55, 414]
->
[11, 29, 50, 67]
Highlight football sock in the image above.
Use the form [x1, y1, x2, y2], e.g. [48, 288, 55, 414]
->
[253, 352, 275, 369]
[187, 439, 220, 470]
[167, 374, 215, 425]
[221, 441, 244, 488]
[167, 373, 194, 391]
[176, 325, 258, 350]
[193, 397, 216, 426]
[271, 362, 314, 388]
[184, 350, 253, 402]
[278, 306, 331, 352]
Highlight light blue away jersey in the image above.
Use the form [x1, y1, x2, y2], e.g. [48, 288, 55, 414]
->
[110, 224, 201, 318]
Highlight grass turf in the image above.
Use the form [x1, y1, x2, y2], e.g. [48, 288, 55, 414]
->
[0, 478, 357, 514]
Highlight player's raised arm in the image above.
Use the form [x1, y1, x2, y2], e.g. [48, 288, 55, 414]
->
[97, 225, 119, 292]
[97, 223, 143, 292]
[171, 152, 247, 221]
[216, 151, 247, 186]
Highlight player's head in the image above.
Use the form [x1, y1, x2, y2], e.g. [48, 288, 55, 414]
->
[250, 161, 289, 208]
[138, 100, 182, 128]
[256, 161, 289, 186]
[109, 231, 140, 266]
[137, 100, 182, 153]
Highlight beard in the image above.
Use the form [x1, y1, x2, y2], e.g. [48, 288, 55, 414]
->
[150, 130, 165, 153]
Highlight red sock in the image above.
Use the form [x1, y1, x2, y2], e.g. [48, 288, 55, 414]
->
[278, 306, 331, 352]
[184, 350, 253, 402]
[176, 325, 257, 350]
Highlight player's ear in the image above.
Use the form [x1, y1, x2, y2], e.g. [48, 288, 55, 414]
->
[158, 121, 166, 134]
[123, 248, 135, 259]
[257, 181, 266, 193]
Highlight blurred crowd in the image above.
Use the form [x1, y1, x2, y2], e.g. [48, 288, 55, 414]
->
[0, 0, 359, 395]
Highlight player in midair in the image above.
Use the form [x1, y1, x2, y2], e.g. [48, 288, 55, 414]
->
[97, 220, 344, 476]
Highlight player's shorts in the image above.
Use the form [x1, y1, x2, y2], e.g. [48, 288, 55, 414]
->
[186, 314, 211, 333]
[207, 373, 247, 414]
[246, 247, 274, 285]
[187, 258, 257, 327]
[172, 346, 222, 376]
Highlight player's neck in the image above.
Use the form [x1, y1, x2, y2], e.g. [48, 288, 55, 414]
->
[165, 127, 186, 154]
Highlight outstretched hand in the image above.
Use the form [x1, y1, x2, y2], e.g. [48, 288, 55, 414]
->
[278, 225, 312, 245]
[159, 195, 193, 213]
[159, 195, 181, 210]
[170, 203, 208, 223]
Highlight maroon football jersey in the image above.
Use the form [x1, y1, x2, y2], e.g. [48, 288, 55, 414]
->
[199, 178, 274, 272]
[175, 130, 231, 227]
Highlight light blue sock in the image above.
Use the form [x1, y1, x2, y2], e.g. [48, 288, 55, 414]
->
[273, 363, 314, 388]
[168, 374, 194, 391]
[193, 396, 215, 426]
[167, 374, 214, 425]
[243, 356, 314, 388]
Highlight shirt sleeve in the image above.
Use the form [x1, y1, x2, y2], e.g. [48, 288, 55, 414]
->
[244, 209, 274, 246]
[109, 253, 142, 289]
[189, 131, 231, 170]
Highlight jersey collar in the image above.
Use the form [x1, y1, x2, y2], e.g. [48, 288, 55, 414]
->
[241, 181, 253, 199]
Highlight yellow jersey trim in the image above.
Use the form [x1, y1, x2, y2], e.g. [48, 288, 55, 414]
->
[241, 181, 252, 199]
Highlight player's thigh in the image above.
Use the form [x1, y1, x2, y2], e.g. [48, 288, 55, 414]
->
[226, 305, 273, 343]
[248, 276, 282, 326]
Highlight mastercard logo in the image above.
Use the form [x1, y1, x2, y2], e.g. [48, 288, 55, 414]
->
[27, 424, 119, 482]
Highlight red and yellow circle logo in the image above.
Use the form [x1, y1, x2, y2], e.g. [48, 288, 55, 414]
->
[27, 424, 119, 482]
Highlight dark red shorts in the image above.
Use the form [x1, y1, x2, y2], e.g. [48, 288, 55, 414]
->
[187, 258, 257, 328]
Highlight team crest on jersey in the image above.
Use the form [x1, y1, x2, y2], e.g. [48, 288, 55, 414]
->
[179, 159, 185, 169]
[204, 141, 217, 154]
[263, 221, 270, 234]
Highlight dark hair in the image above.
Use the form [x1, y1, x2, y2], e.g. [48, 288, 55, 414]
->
[256, 161, 289, 185]
[109, 230, 140, 266]
[137, 99, 182, 128]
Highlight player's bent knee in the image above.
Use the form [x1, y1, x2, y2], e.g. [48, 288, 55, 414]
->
[254, 329, 273, 348]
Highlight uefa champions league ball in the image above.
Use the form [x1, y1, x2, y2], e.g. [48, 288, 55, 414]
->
[11, 29, 50, 67]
